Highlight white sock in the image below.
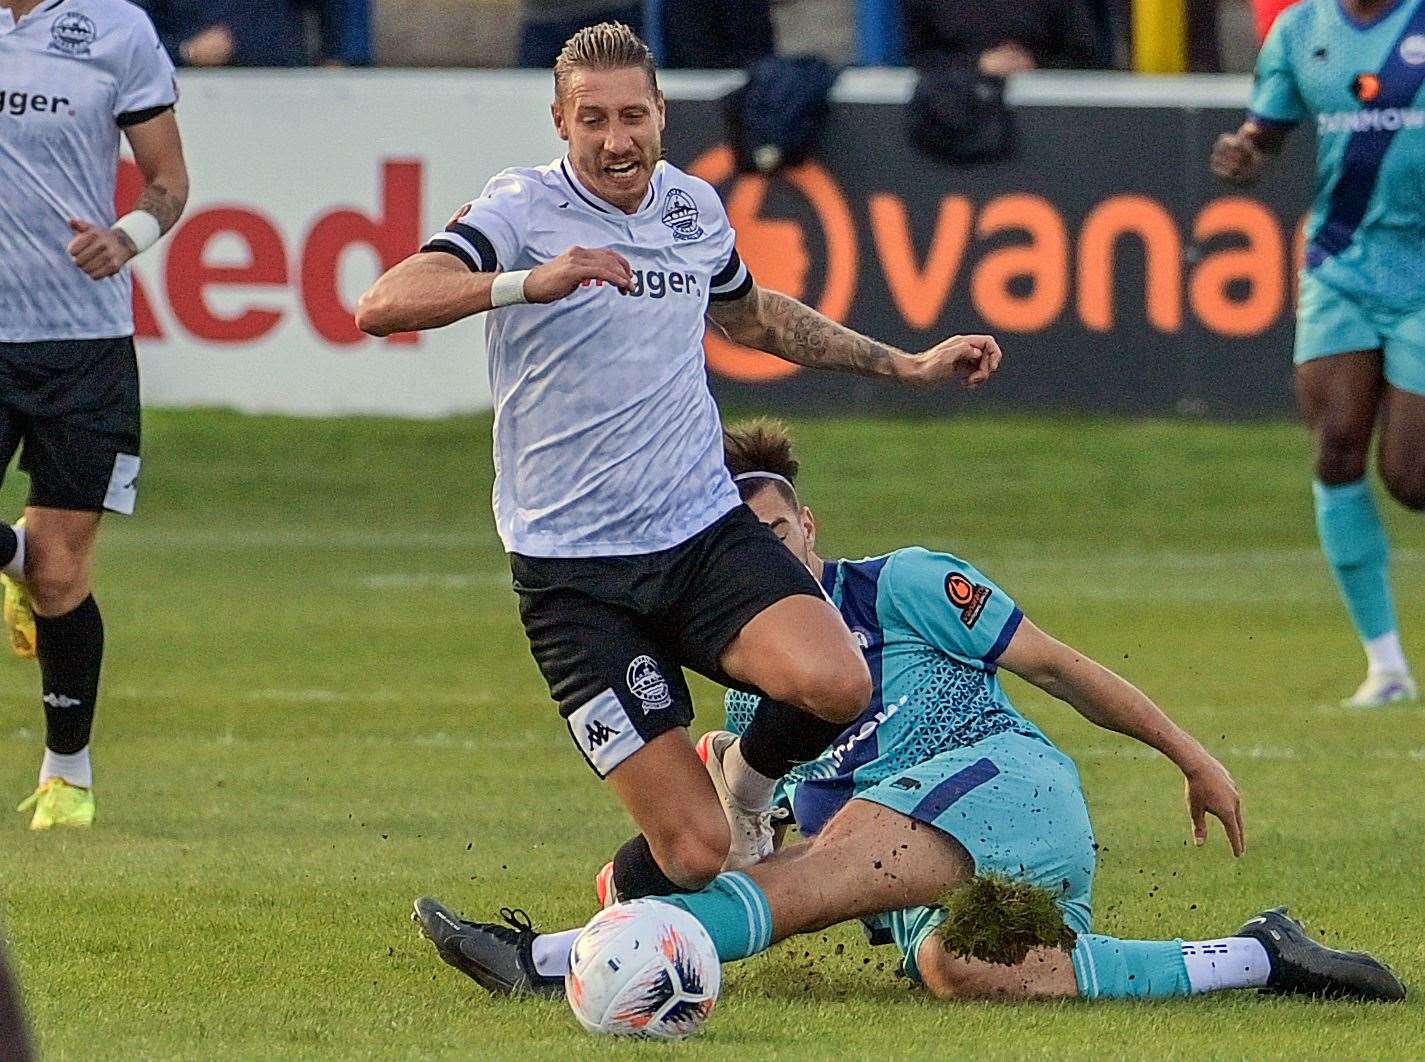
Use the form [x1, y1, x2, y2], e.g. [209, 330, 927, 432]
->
[2, 522, 23, 580]
[723, 738, 776, 810]
[40, 746, 92, 789]
[1180, 937, 1271, 993]
[1364, 631, 1409, 676]
[530, 928, 580, 977]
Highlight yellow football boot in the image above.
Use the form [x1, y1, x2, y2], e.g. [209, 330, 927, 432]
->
[1, 517, 34, 659]
[17, 778, 95, 831]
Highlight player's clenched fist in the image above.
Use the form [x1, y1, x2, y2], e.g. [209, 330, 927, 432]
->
[66, 218, 137, 280]
[1210, 131, 1268, 185]
[523, 246, 634, 302]
[893, 334, 1003, 389]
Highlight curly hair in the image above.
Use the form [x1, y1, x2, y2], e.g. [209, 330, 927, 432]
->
[723, 418, 800, 506]
[553, 22, 659, 99]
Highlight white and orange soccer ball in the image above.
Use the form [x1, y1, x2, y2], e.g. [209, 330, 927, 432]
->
[565, 899, 721, 1040]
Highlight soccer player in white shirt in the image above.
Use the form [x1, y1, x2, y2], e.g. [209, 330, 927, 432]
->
[358, 23, 1002, 901]
[1, 0, 189, 829]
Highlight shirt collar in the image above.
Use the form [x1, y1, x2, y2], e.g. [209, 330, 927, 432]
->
[558, 156, 660, 217]
[819, 559, 840, 598]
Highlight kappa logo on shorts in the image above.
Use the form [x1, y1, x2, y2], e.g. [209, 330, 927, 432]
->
[49, 13, 97, 56]
[889, 776, 922, 791]
[945, 572, 992, 629]
[626, 655, 672, 712]
[661, 188, 704, 241]
[585, 719, 620, 749]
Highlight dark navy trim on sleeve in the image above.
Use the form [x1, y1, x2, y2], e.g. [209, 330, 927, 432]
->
[447, 222, 500, 272]
[984, 606, 1024, 666]
[708, 272, 754, 303]
[711, 249, 744, 289]
[117, 103, 174, 127]
[420, 241, 479, 272]
[1247, 111, 1298, 130]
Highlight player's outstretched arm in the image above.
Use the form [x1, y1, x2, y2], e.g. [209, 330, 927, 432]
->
[706, 280, 1001, 388]
[357, 245, 634, 336]
[68, 110, 189, 281]
[1210, 119, 1289, 186]
[998, 618, 1245, 856]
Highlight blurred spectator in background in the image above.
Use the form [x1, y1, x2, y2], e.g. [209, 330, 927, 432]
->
[903, 0, 1108, 73]
[136, 0, 372, 67]
[658, 0, 776, 68]
[517, 1, 643, 67]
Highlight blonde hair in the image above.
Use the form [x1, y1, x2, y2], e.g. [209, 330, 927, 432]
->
[553, 22, 659, 98]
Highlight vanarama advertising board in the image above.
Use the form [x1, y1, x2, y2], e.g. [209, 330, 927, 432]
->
[131, 70, 1312, 418]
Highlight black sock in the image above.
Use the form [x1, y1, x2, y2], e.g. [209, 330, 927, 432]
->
[0, 523, 15, 570]
[36, 596, 103, 755]
[737, 697, 849, 779]
[611, 834, 696, 900]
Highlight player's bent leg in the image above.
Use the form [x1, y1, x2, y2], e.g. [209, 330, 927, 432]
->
[1297, 354, 1410, 704]
[918, 942, 1078, 1000]
[16, 507, 104, 829]
[605, 729, 731, 892]
[718, 594, 871, 726]
[1378, 384, 1425, 512]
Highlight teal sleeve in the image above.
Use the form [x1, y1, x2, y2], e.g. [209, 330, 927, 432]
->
[1248, 17, 1306, 126]
[882, 547, 1023, 666]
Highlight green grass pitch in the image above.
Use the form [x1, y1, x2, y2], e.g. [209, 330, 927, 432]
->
[2, 410, 1423, 1060]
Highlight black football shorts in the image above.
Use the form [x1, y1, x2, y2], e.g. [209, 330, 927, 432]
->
[510, 504, 825, 777]
[0, 337, 142, 514]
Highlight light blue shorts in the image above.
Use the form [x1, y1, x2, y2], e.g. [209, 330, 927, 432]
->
[851, 732, 1097, 982]
[1295, 272, 1425, 397]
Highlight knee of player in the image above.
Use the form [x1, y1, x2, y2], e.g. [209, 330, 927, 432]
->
[1381, 467, 1425, 511]
[1315, 423, 1373, 481]
[24, 560, 89, 613]
[797, 656, 872, 725]
[652, 819, 730, 889]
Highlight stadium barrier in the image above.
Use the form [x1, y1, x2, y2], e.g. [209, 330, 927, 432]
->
[132, 70, 1312, 418]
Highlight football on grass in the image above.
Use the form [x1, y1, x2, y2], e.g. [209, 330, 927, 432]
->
[566, 899, 721, 1040]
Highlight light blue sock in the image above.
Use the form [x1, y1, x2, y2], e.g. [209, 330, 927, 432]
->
[1070, 934, 1191, 999]
[1314, 479, 1397, 642]
[657, 872, 774, 963]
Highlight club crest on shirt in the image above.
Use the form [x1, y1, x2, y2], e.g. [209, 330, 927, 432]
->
[1401, 34, 1425, 67]
[661, 188, 704, 241]
[626, 655, 673, 712]
[49, 12, 97, 56]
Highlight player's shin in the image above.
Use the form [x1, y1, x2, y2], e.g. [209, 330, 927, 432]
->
[534, 871, 776, 979]
[1313, 480, 1402, 663]
[36, 595, 103, 788]
[735, 697, 847, 800]
[1070, 933, 1270, 999]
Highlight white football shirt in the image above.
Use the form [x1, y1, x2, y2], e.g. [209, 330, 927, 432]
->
[423, 157, 754, 559]
[0, 0, 176, 342]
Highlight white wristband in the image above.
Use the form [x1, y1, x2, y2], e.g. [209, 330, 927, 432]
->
[113, 210, 162, 256]
[490, 269, 531, 308]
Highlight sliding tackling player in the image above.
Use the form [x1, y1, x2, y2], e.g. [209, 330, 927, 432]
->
[2, 0, 189, 829]
[357, 23, 1001, 902]
[415, 421, 1405, 1005]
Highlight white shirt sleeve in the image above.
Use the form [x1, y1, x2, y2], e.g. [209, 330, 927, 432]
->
[704, 194, 752, 302]
[422, 173, 527, 273]
[115, 14, 178, 122]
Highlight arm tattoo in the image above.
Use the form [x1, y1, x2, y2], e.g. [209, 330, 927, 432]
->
[710, 287, 903, 378]
[134, 181, 185, 234]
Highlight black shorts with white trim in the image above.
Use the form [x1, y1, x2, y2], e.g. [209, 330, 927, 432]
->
[510, 504, 824, 777]
[0, 338, 142, 514]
